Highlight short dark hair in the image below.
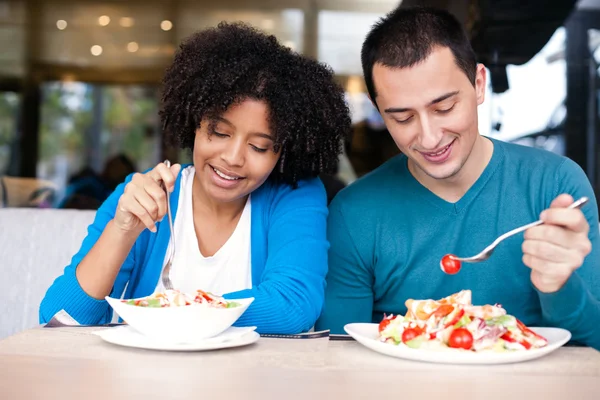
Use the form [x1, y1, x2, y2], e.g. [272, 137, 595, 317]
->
[159, 22, 351, 187]
[361, 6, 477, 104]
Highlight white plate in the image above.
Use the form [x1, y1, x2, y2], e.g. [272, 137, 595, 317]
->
[344, 323, 571, 365]
[93, 325, 260, 352]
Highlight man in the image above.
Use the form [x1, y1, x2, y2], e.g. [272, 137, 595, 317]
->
[316, 6, 600, 350]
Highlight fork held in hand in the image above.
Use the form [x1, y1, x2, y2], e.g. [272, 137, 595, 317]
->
[452, 197, 589, 263]
[160, 159, 175, 290]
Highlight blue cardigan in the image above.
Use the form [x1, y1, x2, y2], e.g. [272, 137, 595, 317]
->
[39, 169, 330, 334]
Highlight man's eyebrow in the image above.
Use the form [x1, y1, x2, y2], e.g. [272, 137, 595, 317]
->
[384, 91, 460, 114]
[429, 91, 459, 105]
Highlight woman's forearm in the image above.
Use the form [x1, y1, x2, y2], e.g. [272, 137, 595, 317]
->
[75, 220, 139, 299]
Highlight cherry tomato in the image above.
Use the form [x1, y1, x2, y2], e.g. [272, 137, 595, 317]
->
[448, 328, 473, 350]
[402, 328, 422, 343]
[440, 254, 461, 274]
[378, 314, 396, 333]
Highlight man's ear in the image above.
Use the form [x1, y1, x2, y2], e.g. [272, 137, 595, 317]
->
[474, 63, 487, 106]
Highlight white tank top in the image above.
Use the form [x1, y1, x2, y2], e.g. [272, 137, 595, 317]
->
[154, 166, 252, 296]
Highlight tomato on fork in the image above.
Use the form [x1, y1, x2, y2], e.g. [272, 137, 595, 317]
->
[440, 254, 462, 275]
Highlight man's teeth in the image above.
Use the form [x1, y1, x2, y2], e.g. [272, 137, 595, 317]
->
[213, 167, 239, 180]
[429, 144, 449, 156]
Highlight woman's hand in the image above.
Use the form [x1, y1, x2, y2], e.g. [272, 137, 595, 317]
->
[113, 162, 181, 236]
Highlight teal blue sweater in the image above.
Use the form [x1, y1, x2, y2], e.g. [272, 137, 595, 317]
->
[40, 169, 329, 334]
[316, 138, 600, 350]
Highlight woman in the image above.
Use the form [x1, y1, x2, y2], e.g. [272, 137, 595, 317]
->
[39, 22, 351, 334]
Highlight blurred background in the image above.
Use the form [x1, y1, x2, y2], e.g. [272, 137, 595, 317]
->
[0, 0, 599, 209]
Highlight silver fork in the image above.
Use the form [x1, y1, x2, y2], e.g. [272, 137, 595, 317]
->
[452, 196, 589, 263]
[160, 159, 175, 290]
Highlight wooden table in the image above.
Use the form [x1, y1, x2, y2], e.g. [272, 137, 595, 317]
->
[1, 327, 599, 400]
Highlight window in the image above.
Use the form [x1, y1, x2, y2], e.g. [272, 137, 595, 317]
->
[317, 11, 382, 75]
[488, 27, 567, 155]
[38, 81, 160, 203]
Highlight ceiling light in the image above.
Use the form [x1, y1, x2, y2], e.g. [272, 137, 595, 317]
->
[98, 15, 110, 26]
[127, 41, 139, 52]
[160, 20, 173, 31]
[90, 45, 103, 56]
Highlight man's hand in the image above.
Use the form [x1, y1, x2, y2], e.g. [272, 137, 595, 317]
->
[522, 194, 592, 293]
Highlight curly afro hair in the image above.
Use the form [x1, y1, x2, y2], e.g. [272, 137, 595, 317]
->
[159, 22, 351, 187]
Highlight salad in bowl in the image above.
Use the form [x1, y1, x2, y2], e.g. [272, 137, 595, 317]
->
[106, 289, 253, 343]
[378, 290, 548, 352]
[121, 289, 241, 309]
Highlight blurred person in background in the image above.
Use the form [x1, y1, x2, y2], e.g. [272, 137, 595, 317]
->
[59, 154, 137, 210]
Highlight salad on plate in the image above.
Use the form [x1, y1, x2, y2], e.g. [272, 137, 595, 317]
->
[378, 290, 548, 352]
[121, 289, 241, 309]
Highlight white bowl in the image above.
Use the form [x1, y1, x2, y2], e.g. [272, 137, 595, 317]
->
[105, 295, 254, 344]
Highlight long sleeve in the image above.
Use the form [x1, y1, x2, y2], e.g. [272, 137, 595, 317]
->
[537, 158, 600, 350]
[224, 178, 329, 334]
[39, 177, 136, 325]
[315, 194, 374, 334]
